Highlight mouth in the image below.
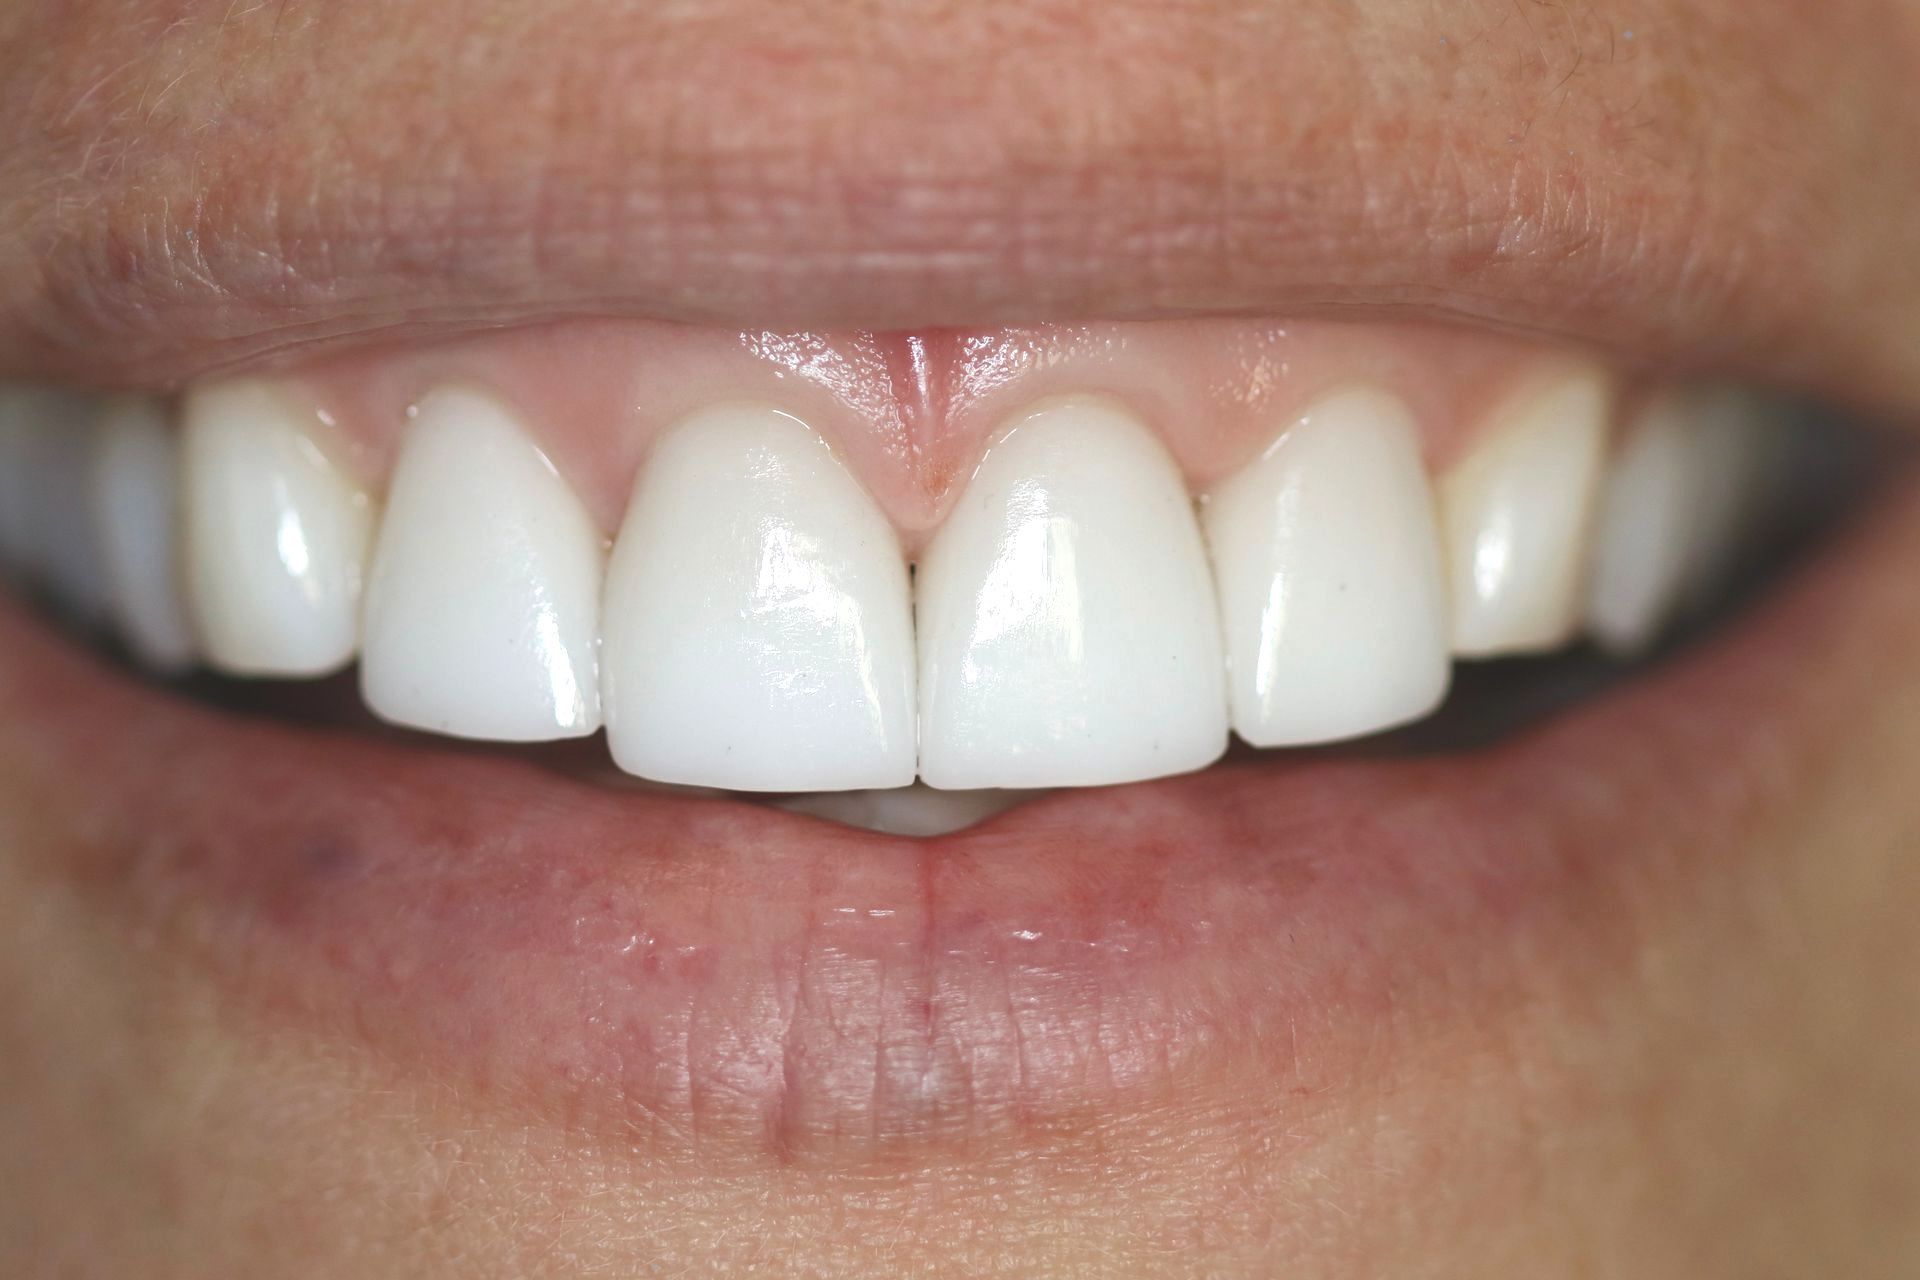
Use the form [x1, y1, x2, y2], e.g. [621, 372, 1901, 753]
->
[0, 310, 1896, 1165]
[1, 0, 1916, 1181]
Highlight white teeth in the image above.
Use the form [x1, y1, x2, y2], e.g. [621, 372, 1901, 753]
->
[1441, 367, 1611, 657]
[776, 786, 1028, 837]
[1202, 388, 1452, 746]
[601, 405, 916, 790]
[181, 379, 375, 677]
[89, 397, 197, 672]
[916, 398, 1228, 790]
[360, 389, 603, 741]
[1585, 388, 1784, 655]
[9, 358, 1789, 796]
[1585, 394, 1710, 655]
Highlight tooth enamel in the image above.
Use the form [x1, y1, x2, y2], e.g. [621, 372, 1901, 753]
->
[1441, 367, 1611, 657]
[1202, 388, 1451, 746]
[360, 388, 603, 741]
[916, 397, 1228, 790]
[775, 786, 1028, 837]
[181, 379, 375, 677]
[1584, 393, 1713, 655]
[601, 405, 916, 790]
[89, 397, 197, 672]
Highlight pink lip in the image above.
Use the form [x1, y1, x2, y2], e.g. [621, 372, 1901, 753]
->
[2, 482, 1909, 1167]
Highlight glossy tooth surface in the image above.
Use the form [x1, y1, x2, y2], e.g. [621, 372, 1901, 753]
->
[361, 389, 603, 741]
[917, 398, 1228, 790]
[1442, 367, 1611, 657]
[182, 380, 375, 677]
[90, 397, 197, 672]
[1203, 388, 1451, 746]
[602, 405, 915, 790]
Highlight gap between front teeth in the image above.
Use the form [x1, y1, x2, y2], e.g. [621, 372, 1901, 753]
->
[0, 365, 1792, 797]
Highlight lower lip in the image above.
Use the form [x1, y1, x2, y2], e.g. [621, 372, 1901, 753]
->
[1, 484, 1909, 1166]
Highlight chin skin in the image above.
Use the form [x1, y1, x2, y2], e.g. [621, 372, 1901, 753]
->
[2, 0, 1920, 1277]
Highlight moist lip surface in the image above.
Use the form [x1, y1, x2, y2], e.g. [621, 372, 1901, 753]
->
[0, 463, 1905, 1167]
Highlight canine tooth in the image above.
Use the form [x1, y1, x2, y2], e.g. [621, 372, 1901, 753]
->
[90, 397, 196, 672]
[1203, 388, 1451, 746]
[916, 398, 1227, 790]
[1442, 367, 1611, 657]
[602, 405, 915, 790]
[360, 389, 603, 741]
[181, 379, 375, 677]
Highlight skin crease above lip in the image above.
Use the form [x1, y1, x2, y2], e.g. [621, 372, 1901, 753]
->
[0, 0, 1917, 412]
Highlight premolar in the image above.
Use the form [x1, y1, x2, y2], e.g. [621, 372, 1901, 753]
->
[360, 388, 604, 741]
[916, 398, 1229, 790]
[1203, 387, 1452, 746]
[601, 404, 917, 791]
[181, 380, 376, 677]
[90, 397, 196, 673]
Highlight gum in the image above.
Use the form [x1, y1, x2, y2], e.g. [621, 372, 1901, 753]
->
[287, 318, 1589, 546]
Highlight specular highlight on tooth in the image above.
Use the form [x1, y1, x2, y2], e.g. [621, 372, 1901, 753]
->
[1203, 387, 1451, 746]
[916, 397, 1228, 790]
[1442, 366, 1611, 657]
[90, 397, 197, 672]
[360, 388, 603, 741]
[601, 405, 916, 791]
[181, 379, 375, 677]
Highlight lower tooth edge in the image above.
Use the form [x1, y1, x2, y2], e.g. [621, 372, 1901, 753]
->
[776, 786, 1032, 837]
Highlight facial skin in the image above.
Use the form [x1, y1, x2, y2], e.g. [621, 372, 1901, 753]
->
[2, 2, 1919, 1277]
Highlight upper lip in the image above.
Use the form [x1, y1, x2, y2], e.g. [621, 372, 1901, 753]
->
[1, 1, 1917, 415]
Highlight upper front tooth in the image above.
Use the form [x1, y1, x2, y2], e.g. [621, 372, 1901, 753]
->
[181, 379, 376, 677]
[90, 396, 197, 673]
[600, 404, 917, 791]
[915, 397, 1228, 790]
[360, 388, 604, 741]
[1441, 366, 1612, 657]
[1202, 387, 1452, 747]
